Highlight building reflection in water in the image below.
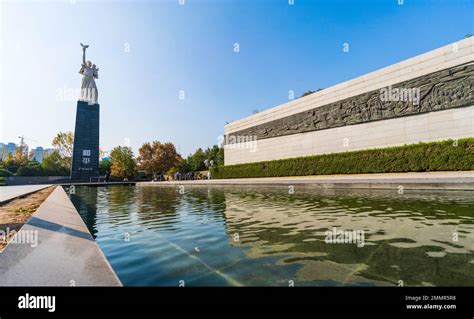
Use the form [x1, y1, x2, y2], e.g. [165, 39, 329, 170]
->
[221, 187, 474, 286]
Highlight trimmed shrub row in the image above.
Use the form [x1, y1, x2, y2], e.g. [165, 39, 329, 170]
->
[0, 169, 13, 177]
[210, 138, 474, 179]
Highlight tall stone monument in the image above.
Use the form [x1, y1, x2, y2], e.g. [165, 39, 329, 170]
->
[71, 43, 100, 180]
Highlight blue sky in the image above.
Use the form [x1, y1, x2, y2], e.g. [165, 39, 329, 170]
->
[1, 0, 473, 156]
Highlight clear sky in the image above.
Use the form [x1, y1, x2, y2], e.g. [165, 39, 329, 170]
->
[1, 0, 473, 157]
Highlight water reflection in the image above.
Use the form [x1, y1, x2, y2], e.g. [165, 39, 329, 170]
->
[222, 188, 474, 286]
[67, 185, 474, 286]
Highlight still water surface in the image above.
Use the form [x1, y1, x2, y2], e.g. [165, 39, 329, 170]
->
[67, 185, 474, 286]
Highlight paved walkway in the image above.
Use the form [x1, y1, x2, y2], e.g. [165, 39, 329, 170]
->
[0, 186, 121, 286]
[0, 184, 52, 204]
[139, 171, 474, 190]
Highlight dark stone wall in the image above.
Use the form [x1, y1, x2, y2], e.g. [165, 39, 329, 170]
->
[226, 63, 474, 143]
[71, 101, 100, 180]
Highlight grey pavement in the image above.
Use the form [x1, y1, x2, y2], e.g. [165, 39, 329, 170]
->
[0, 186, 121, 286]
[0, 184, 52, 204]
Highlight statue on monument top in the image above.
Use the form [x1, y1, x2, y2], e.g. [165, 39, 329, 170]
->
[79, 43, 99, 104]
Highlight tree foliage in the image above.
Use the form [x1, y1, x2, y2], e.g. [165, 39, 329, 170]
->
[110, 146, 136, 179]
[0, 168, 13, 177]
[52, 131, 74, 168]
[41, 151, 69, 175]
[301, 90, 315, 97]
[2, 153, 19, 174]
[15, 160, 42, 176]
[14, 145, 28, 165]
[137, 141, 181, 179]
[179, 145, 224, 173]
[99, 159, 112, 175]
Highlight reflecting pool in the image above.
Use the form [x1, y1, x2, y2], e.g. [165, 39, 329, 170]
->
[67, 185, 474, 286]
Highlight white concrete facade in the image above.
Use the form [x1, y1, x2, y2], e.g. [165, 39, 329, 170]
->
[225, 105, 474, 165]
[224, 38, 474, 165]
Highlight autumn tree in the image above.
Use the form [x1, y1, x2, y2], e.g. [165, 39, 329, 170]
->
[52, 131, 74, 169]
[2, 153, 18, 174]
[137, 141, 181, 179]
[13, 145, 28, 166]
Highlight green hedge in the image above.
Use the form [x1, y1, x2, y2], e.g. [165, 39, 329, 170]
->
[211, 138, 474, 179]
[0, 169, 13, 177]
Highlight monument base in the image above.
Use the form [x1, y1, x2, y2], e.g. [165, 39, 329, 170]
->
[71, 100, 100, 180]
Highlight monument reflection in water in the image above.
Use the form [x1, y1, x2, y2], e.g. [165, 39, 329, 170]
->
[67, 185, 474, 286]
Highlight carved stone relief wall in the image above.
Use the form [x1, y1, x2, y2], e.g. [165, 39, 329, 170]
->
[226, 63, 474, 143]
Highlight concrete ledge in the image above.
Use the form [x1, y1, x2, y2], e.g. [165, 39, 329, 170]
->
[0, 186, 121, 286]
[138, 171, 474, 191]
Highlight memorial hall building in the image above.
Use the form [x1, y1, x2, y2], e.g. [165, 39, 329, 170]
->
[224, 38, 474, 166]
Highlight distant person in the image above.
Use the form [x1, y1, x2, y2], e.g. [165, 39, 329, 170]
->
[104, 171, 109, 183]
